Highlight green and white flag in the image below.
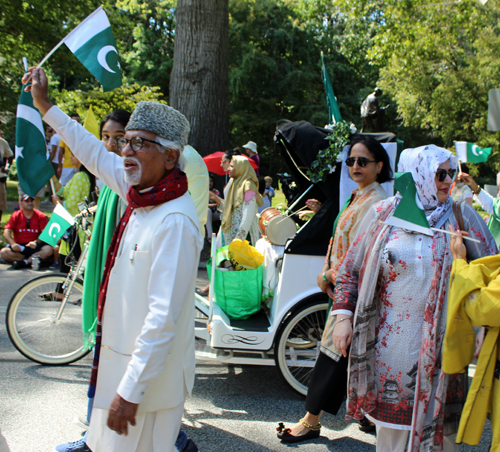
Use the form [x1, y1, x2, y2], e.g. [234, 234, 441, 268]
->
[15, 87, 54, 198]
[321, 52, 342, 124]
[384, 172, 433, 236]
[63, 7, 122, 92]
[455, 141, 492, 163]
[39, 203, 75, 247]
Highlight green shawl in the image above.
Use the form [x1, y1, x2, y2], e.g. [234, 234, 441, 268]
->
[82, 185, 121, 349]
[487, 197, 500, 248]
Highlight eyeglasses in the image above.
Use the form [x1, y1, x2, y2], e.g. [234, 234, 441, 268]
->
[345, 157, 377, 167]
[436, 168, 456, 182]
[26, 219, 31, 229]
[116, 136, 160, 152]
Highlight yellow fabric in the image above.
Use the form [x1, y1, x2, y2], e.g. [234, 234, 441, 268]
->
[84, 106, 100, 138]
[228, 239, 264, 270]
[221, 156, 263, 233]
[443, 255, 500, 450]
[59, 171, 91, 256]
[60, 141, 77, 169]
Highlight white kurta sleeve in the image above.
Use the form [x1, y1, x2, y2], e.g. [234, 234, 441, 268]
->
[475, 189, 494, 215]
[43, 106, 129, 201]
[116, 213, 200, 403]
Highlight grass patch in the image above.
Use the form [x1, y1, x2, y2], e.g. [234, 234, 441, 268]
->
[273, 189, 286, 207]
[7, 180, 18, 201]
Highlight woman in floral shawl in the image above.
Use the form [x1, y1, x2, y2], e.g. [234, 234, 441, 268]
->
[332, 145, 497, 452]
[277, 134, 393, 443]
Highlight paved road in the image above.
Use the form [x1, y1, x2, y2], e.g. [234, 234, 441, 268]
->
[0, 262, 492, 451]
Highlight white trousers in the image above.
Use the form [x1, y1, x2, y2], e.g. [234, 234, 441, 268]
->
[87, 402, 184, 452]
[376, 425, 460, 452]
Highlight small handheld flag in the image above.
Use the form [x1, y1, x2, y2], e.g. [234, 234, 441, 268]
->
[37, 7, 121, 92]
[384, 172, 433, 236]
[39, 203, 75, 247]
[455, 142, 492, 163]
[15, 87, 54, 198]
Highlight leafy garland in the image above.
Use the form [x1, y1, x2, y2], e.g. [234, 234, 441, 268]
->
[307, 120, 352, 183]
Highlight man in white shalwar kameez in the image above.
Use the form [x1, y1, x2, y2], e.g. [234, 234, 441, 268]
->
[23, 67, 203, 452]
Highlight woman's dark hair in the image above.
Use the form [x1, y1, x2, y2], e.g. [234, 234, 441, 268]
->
[347, 134, 394, 184]
[257, 176, 266, 195]
[100, 110, 131, 139]
[223, 148, 241, 160]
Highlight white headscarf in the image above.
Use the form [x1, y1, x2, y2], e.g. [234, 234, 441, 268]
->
[398, 144, 457, 226]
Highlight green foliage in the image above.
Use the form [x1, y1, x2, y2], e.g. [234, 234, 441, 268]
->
[228, 0, 380, 175]
[351, 0, 500, 180]
[117, 0, 177, 96]
[7, 160, 18, 182]
[307, 120, 351, 183]
[52, 84, 165, 123]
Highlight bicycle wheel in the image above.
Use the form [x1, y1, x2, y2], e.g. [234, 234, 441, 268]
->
[6, 273, 91, 365]
[274, 299, 328, 395]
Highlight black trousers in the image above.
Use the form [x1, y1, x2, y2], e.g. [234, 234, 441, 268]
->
[305, 350, 348, 416]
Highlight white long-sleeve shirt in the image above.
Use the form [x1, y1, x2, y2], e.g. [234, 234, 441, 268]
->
[475, 188, 495, 215]
[44, 106, 203, 405]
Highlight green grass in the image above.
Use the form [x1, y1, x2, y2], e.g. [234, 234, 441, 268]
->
[7, 180, 18, 201]
[273, 189, 286, 207]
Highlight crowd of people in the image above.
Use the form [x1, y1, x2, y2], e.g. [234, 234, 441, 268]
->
[1, 65, 500, 452]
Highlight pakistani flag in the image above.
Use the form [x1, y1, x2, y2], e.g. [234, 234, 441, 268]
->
[321, 52, 342, 124]
[16, 87, 54, 198]
[455, 141, 492, 163]
[39, 203, 75, 247]
[63, 7, 122, 92]
[384, 172, 433, 236]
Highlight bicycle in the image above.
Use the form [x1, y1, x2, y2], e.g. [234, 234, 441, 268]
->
[6, 203, 96, 365]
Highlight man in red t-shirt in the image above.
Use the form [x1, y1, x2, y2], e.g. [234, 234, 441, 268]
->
[1, 194, 53, 269]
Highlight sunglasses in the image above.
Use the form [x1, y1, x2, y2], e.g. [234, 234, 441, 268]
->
[26, 219, 31, 229]
[436, 168, 456, 182]
[345, 157, 377, 168]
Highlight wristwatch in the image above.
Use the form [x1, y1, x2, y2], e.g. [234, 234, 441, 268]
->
[473, 184, 481, 195]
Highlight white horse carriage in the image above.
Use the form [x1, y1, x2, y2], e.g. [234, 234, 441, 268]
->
[194, 120, 399, 395]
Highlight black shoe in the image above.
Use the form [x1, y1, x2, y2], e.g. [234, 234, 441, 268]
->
[182, 439, 199, 452]
[12, 260, 28, 270]
[195, 288, 208, 297]
[277, 422, 321, 443]
[358, 416, 376, 433]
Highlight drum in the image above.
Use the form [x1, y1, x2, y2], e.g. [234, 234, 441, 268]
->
[258, 207, 297, 246]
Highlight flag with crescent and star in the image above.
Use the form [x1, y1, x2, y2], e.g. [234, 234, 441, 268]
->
[63, 6, 122, 92]
[38, 203, 75, 247]
[384, 172, 433, 236]
[15, 86, 54, 198]
[455, 141, 492, 163]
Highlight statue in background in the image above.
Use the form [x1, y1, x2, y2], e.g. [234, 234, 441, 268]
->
[361, 88, 389, 132]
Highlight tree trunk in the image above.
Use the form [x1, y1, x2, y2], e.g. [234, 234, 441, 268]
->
[169, 0, 229, 156]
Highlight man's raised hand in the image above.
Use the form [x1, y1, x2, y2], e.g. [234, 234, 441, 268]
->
[21, 67, 53, 115]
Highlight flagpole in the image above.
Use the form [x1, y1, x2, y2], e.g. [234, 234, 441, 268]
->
[37, 39, 66, 68]
[430, 227, 480, 243]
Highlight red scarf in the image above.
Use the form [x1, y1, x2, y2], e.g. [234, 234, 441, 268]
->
[89, 168, 188, 396]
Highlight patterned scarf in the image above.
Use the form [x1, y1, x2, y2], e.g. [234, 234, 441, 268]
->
[88, 168, 188, 397]
[398, 144, 457, 227]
